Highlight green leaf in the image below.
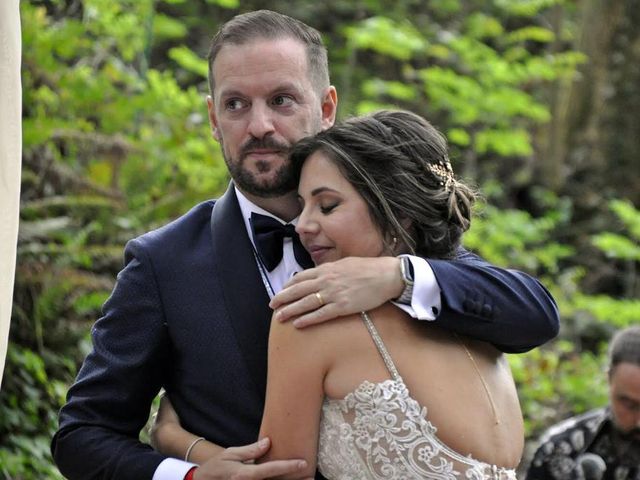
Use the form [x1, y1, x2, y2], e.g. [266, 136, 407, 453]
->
[168, 46, 209, 78]
[465, 13, 504, 39]
[361, 79, 418, 101]
[609, 199, 640, 239]
[506, 26, 556, 44]
[447, 128, 471, 146]
[475, 128, 533, 156]
[495, 0, 564, 17]
[573, 295, 640, 328]
[355, 100, 404, 115]
[428, 0, 463, 14]
[205, 0, 240, 6]
[153, 14, 188, 40]
[592, 233, 640, 261]
[345, 16, 428, 61]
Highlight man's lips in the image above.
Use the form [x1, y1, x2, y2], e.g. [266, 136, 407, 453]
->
[244, 149, 282, 158]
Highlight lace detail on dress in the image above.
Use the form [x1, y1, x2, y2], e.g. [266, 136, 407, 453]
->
[316, 312, 517, 480]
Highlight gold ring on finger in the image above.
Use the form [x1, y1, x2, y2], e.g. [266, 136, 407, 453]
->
[314, 291, 324, 307]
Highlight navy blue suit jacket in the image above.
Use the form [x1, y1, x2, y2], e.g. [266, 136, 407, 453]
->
[52, 184, 559, 479]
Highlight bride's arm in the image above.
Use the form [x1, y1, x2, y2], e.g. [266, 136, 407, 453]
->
[149, 394, 223, 464]
[257, 314, 330, 479]
[150, 395, 311, 478]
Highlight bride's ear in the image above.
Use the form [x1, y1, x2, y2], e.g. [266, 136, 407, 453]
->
[392, 219, 415, 255]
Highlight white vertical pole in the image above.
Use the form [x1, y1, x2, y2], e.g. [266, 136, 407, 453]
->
[0, 0, 22, 388]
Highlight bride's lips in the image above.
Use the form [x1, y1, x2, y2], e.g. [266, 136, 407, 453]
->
[305, 244, 332, 264]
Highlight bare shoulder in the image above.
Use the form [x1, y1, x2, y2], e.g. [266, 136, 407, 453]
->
[267, 311, 366, 368]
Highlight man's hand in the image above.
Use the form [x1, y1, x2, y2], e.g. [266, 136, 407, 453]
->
[194, 437, 309, 480]
[270, 256, 403, 328]
[150, 398, 309, 478]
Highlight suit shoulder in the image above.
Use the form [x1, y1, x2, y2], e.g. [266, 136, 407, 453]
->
[132, 200, 216, 250]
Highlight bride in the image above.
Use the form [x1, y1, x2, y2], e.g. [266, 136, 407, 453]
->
[152, 110, 525, 479]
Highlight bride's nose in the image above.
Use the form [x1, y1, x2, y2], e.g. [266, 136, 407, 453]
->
[295, 207, 318, 237]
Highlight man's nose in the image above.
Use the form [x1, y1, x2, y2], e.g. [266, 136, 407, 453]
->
[247, 103, 275, 138]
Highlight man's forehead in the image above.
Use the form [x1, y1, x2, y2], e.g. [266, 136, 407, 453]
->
[611, 363, 640, 390]
[213, 37, 307, 70]
[212, 39, 311, 97]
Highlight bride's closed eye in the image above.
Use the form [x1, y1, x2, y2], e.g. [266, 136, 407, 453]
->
[320, 203, 339, 214]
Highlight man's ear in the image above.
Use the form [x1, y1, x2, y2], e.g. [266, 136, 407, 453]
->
[320, 86, 338, 130]
[206, 95, 221, 141]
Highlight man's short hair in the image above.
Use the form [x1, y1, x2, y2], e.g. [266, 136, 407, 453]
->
[207, 10, 330, 96]
[609, 326, 640, 370]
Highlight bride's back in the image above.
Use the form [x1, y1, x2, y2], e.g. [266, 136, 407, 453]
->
[322, 302, 524, 469]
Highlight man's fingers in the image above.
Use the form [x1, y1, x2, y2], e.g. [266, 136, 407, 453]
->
[274, 290, 331, 323]
[220, 439, 308, 479]
[206, 440, 308, 479]
[223, 438, 271, 462]
[243, 459, 308, 479]
[270, 278, 318, 310]
[291, 305, 337, 328]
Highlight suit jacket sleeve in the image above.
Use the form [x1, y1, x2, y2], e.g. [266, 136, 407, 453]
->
[428, 248, 559, 353]
[51, 238, 171, 480]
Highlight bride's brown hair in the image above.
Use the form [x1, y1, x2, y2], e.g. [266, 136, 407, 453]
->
[290, 110, 477, 259]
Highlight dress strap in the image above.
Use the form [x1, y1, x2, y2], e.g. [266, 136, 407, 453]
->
[360, 311, 402, 381]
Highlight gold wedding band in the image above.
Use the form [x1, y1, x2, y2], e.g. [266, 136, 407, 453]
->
[314, 291, 324, 307]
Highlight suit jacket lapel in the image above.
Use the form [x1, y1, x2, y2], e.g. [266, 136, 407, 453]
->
[210, 183, 273, 399]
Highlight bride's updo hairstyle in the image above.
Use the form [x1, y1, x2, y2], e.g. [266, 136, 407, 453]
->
[289, 110, 477, 259]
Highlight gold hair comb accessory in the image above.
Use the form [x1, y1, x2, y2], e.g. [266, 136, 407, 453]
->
[426, 161, 454, 192]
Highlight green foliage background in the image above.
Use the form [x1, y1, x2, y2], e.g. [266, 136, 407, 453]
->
[2, 0, 638, 478]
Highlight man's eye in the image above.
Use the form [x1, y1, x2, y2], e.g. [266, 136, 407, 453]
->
[621, 399, 640, 411]
[226, 99, 246, 111]
[272, 95, 294, 107]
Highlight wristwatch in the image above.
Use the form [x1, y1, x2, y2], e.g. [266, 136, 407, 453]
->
[396, 255, 414, 304]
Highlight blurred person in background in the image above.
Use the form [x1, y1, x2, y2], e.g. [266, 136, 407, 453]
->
[526, 325, 640, 480]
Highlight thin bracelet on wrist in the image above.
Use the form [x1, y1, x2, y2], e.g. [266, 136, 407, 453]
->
[185, 437, 205, 462]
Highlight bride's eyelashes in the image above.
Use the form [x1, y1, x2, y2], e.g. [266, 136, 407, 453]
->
[320, 202, 339, 214]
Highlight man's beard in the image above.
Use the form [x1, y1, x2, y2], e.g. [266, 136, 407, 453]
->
[619, 426, 640, 441]
[222, 136, 297, 198]
[612, 417, 640, 442]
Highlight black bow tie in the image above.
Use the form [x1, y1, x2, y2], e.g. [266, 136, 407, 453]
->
[250, 212, 314, 271]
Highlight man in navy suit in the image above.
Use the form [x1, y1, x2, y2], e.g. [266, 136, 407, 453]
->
[52, 10, 559, 480]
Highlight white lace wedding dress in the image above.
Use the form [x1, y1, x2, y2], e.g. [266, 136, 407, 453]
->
[316, 312, 517, 480]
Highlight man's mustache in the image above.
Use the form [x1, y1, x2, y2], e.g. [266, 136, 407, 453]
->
[240, 137, 290, 160]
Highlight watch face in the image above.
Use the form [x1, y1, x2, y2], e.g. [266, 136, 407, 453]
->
[401, 257, 414, 284]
